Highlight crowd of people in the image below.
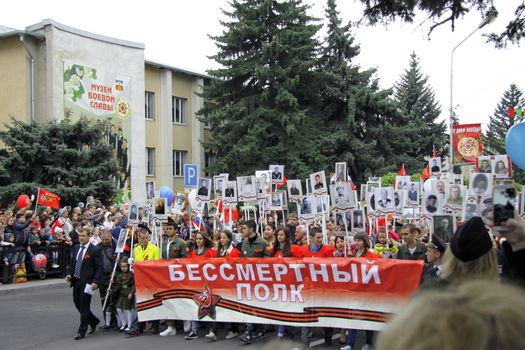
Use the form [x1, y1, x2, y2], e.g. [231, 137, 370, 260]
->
[2, 193, 525, 350]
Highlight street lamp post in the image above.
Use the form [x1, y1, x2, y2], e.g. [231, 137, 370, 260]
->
[449, 13, 497, 170]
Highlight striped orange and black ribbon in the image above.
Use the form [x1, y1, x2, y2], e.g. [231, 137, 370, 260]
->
[137, 288, 390, 323]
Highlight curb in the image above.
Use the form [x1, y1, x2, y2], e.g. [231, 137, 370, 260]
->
[0, 279, 66, 296]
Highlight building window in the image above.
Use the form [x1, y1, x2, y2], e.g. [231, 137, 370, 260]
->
[173, 150, 187, 177]
[204, 153, 215, 176]
[172, 97, 187, 124]
[145, 91, 155, 120]
[146, 148, 155, 176]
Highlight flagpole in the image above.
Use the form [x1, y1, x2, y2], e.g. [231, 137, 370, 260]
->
[35, 187, 40, 214]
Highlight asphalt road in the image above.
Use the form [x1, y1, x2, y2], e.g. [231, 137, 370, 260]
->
[0, 280, 367, 350]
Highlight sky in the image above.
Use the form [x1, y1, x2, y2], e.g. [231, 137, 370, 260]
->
[2, 0, 524, 129]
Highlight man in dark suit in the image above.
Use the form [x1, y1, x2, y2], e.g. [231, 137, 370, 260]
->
[66, 228, 103, 340]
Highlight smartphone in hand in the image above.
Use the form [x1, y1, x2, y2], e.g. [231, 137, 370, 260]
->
[492, 183, 516, 231]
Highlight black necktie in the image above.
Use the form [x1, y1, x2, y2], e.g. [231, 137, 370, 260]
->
[73, 246, 85, 278]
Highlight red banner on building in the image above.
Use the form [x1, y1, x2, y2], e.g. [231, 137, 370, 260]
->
[135, 257, 423, 331]
[453, 123, 483, 164]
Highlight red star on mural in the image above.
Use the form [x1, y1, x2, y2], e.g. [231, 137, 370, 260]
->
[192, 284, 221, 319]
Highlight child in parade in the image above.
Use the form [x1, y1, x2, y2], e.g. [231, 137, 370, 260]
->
[373, 227, 399, 258]
[113, 259, 135, 333]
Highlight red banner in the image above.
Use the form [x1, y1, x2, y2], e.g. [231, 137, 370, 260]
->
[453, 124, 483, 164]
[135, 257, 423, 330]
[37, 188, 61, 209]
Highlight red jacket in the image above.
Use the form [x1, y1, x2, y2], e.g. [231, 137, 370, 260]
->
[217, 247, 241, 258]
[188, 247, 217, 259]
[270, 244, 301, 258]
[297, 244, 335, 258]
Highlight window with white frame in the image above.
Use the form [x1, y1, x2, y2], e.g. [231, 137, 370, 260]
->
[172, 97, 187, 124]
[145, 91, 155, 120]
[173, 150, 187, 177]
[146, 148, 155, 176]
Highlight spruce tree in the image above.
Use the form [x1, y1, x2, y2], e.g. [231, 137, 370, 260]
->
[393, 52, 446, 172]
[198, 0, 328, 179]
[485, 83, 525, 183]
[318, 0, 401, 183]
[0, 116, 118, 206]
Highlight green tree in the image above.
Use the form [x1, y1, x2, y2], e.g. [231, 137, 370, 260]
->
[0, 116, 118, 207]
[393, 52, 446, 173]
[485, 83, 525, 183]
[356, 1, 520, 48]
[199, 0, 328, 179]
[318, 0, 401, 183]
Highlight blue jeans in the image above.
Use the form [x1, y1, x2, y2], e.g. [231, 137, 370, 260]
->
[345, 329, 374, 346]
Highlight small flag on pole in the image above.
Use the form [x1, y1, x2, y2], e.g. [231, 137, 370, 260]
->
[398, 164, 406, 176]
[37, 188, 61, 209]
[420, 164, 430, 180]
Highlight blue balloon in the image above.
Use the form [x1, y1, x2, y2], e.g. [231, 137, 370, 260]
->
[505, 122, 525, 170]
[159, 186, 174, 206]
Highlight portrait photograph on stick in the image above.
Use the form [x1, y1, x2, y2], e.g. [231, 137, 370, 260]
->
[287, 179, 303, 201]
[335, 211, 352, 231]
[213, 175, 227, 196]
[128, 202, 139, 224]
[298, 195, 314, 219]
[470, 172, 492, 195]
[146, 181, 155, 200]
[172, 192, 187, 214]
[310, 171, 327, 194]
[269, 164, 284, 184]
[315, 194, 330, 215]
[335, 162, 347, 183]
[493, 155, 511, 178]
[196, 177, 211, 201]
[222, 181, 237, 203]
[407, 182, 419, 205]
[154, 197, 167, 217]
[237, 175, 257, 202]
[375, 187, 394, 211]
[395, 176, 410, 191]
[432, 215, 455, 242]
[429, 157, 441, 174]
[463, 200, 479, 221]
[423, 192, 442, 215]
[330, 183, 353, 210]
[476, 155, 492, 173]
[352, 209, 365, 231]
[445, 184, 465, 207]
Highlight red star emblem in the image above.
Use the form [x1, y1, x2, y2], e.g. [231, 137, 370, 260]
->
[192, 284, 221, 319]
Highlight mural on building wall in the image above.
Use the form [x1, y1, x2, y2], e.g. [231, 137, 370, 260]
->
[63, 62, 132, 202]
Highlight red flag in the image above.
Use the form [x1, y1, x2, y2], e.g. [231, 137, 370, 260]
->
[276, 176, 287, 189]
[398, 164, 406, 176]
[420, 164, 430, 180]
[37, 188, 60, 209]
[432, 145, 437, 158]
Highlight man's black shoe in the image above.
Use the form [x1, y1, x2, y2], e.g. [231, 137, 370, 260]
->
[88, 320, 100, 334]
[74, 332, 85, 340]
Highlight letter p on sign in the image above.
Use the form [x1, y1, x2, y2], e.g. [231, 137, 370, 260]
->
[184, 164, 198, 187]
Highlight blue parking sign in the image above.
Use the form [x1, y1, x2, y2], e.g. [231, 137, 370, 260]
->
[184, 164, 198, 187]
